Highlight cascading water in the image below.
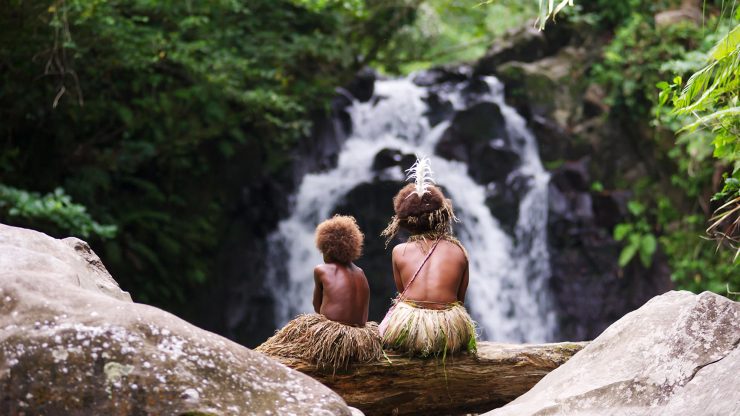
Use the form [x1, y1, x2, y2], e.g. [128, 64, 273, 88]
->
[265, 74, 556, 343]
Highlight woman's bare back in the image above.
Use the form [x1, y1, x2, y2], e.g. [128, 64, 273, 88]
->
[392, 239, 469, 307]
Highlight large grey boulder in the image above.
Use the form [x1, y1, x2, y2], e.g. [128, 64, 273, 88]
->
[0, 223, 353, 415]
[0, 223, 132, 302]
[485, 291, 740, 416]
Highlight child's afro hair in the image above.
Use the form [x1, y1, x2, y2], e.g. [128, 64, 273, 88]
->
[315, 215, 364, 264]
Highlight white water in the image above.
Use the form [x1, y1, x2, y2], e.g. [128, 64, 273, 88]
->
[265, 76, 556, 342]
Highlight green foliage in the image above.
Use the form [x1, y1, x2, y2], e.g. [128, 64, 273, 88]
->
[660, 214, 739, 295]
[379, 0, 536, 73]
[0, 0, 416, 313]
[657, 9, 740, 261]
[582, 2, 739, 294]
[0, 185, 117, 239]
[595, 13, 704, 117]
[614, 201, 658, 267]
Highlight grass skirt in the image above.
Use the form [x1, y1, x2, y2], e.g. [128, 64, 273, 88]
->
[382, 300, 477, 357]
[255, 314, 383, 372]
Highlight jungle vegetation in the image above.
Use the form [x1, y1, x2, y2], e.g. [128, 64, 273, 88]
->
[1, 0, 737, 320]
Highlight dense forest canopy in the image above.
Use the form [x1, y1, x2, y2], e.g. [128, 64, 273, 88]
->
[1, 0, 737, 325]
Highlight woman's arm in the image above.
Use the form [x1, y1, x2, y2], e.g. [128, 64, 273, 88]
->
[457, 262, 469, 303]
[391, 245, 404, 293]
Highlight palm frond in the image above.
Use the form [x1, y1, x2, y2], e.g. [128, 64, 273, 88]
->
[535, 0, 573, 30]
[706, 194, 740, 262]
[674, 24, 740, 113]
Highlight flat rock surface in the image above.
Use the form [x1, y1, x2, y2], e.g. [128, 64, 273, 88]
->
[485, 290, 740, 416]
[0, 223, 352, 415]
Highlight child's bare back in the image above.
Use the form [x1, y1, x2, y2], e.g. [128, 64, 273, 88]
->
[313, 262, 369, 326]
[312, 215, 370, 327]
[257, 214, 382, 370]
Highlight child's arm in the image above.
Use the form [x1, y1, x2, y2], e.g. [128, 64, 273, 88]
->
[313, 266, 323, 313]
[361, 271, 370, 323]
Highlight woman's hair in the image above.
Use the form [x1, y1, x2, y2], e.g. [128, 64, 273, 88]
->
[315, 215, 364, 264]
[381, 184, 457, 244]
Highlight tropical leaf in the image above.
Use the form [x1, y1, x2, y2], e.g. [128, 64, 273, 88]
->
[535, 0, 573, 30]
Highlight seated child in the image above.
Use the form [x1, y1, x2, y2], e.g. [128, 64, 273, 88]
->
[256, 215, 382, 372]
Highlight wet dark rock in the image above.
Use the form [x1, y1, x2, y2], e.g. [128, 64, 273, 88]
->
[547, 157, 672, 341]
[435, 102, 520, 185]
[497, 47, 586, 127]
[475, 26, 549, 75]
[592, 190, 631, 230]
[413, 66, 470, 87]
[331, 181, 401, 322]
[474, 146, 521, 184]
[474, 23, 572, 76]
[530, 115, 591, 163]
[582, 83, 609, 118]
[344, 67, 377, 102]
[485, 174, 533, 236]
[465, 19, 673, 344]
[551, 159, 591, 193]
[423, 91, 455, 127]
[372, 148, 416, 173]
[461, 78, 493, 103]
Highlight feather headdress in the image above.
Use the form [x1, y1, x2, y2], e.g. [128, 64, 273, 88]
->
[382, 156, 460, 246]
[405, 156, 435, 198]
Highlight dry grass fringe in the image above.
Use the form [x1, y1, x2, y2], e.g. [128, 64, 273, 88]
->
[407, 233, 469, 260]
[255, 314, 383, 372]
[382, 201, 459, 247]
[382, 301, 477, 358]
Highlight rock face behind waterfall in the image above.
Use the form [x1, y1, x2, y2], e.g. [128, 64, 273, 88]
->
[474, 20, 673, 342]
[0, 223, 352, 415]
[485, 291, 740, 416]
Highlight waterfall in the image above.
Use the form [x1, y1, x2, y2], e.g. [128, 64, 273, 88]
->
[264, 74, 556, 343]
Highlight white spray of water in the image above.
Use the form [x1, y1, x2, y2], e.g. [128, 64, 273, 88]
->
[265, 76, 556, 342]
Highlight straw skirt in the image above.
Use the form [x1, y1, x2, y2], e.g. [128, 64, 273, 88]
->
[255, 313, 383, 372]
[381, 300, 477, 357]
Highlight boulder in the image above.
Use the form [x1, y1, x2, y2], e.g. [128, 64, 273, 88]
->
[497, 47, 586, 128]
[435, 102, 520, 185]
[370, 148, 416, 173]
[485, 291, 740, 416]
[344, 67, 377, 102]
[423, 91, 455, 127]
[474, 24, 570, 76]
[547, 158, 673, 341]
[0, 223, 353, 415]
[485, 173, 533, 236]
[412, 65, 470, 87]
[0, 224, 132, 303]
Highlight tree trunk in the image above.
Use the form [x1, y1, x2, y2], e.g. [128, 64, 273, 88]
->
[268, 341, 587, 416]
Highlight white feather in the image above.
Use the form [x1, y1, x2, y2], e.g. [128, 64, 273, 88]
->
[405, 156, 435, 198]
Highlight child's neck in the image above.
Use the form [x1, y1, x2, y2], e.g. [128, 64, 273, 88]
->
[323, 256, 351, 266]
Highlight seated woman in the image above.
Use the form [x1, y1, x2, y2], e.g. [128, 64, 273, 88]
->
[256, 215, 382, 372]
[380, 158, 477, 357]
